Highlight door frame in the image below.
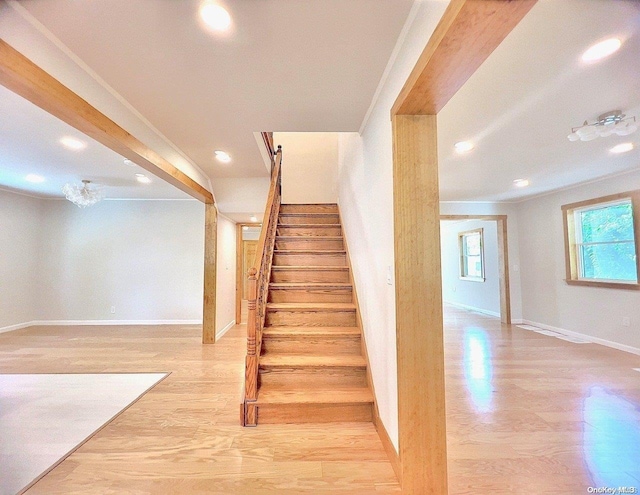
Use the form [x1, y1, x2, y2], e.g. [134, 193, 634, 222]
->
[235, 222, 262, 324]
[439, 215, 511, 324]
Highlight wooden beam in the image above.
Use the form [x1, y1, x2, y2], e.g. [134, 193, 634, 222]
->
[0, 40, 214, 204]
[203, 204, 218, 344]
[393, 114, 447, 494]
[391, 0, 537, 116]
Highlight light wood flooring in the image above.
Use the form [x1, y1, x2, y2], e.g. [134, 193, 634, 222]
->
[1, 307, 639, 493]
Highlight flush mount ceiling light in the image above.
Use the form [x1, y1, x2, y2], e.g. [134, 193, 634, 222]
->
[568, 110, 637, 142]
[25, 173, 45, 183]
[242, 226, 249, 231]
[135, 173, 152, 184]
[454, 141, 474, 154]
[59, 136, 87, 151]
[62, 180, 104, 208]
[582, 38, 622, 63]
[513, 179, 530, 188]
[215, 150, 231, 163]
[610, 142, 634, 154]
[250, 215, 257, 222]
[200, 2, 231, 32]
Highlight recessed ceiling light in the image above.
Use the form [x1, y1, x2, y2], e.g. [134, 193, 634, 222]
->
[215, 150, 231, 163]
[200, 3, 231, 32]
[135, 173, 152, 184]
[610, 142, 634, 154]
[582, 38, 622, 63]
[250, 215, 257, 222]
[242, 226, 249, 231]
[59, 136, 87, 150]
[25, 173, 45, 183]
[123, 158, 135, 166]
[454, 141, 474, 154]
[513, 178, 530, 188]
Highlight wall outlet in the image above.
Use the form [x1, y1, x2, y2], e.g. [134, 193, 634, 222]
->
[387, 265, 393, 286]
[622, 317, 630, 327]
[110, 306, 116, 314]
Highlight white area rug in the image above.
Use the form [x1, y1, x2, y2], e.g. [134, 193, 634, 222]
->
[0, 373, 167, 495]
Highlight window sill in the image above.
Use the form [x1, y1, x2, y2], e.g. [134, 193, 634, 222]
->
[565, 279, 640, 290]
[459, 276, 485, 283]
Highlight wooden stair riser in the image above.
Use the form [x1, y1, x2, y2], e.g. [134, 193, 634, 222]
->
[271, 268, 349, 283]
[256, 402, 372, 424]
[275, 237, 344, 250]
[279, 214, 340, 225]
[261, 335, 362, 355]
[266, 309, 356, 327]
[280, 204, 338, 214]
[276, 225, 342, 237]
[258, 367, 367, 389]
[273, 252, 346, 266]
[268, 287, 352, 303]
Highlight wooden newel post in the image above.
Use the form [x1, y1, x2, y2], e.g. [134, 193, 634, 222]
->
[244, 267, 258, 425]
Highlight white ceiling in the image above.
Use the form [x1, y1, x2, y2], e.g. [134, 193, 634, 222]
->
[16, 0, 414, 180]
[438, 0, 640, 202]
[0, 85, 191, 199]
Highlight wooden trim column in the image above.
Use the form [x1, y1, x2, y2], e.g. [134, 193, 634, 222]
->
[203, 203, 218, 344]
[393, 114, 447, 494]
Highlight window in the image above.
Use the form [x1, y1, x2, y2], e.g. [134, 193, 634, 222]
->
[562, 192, 640, 289]
[459, 229, 485, 281]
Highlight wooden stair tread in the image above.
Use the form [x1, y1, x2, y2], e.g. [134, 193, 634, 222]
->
[257, 387, 373, 405]
[269, 282, 352, 289]
[274, 250, 346, 254]
[279, 212, 339, 217]
[271, 266, 348, 271]
[267, 302, 356, 310]
[277, 223, 342, 227]
[259, 354, 366, 368]
[263, 326, 360, 336]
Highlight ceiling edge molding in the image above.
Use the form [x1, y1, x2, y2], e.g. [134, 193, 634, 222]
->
[358, 0, 422, 135]
[5, 0, 214, 197]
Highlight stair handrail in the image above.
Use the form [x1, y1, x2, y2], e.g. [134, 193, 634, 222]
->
[242, 144, 282, 426]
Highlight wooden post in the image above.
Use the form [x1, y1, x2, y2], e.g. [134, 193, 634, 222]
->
[202, 203, 217, 344]
[244, 267, 258, 425]
[393, 114, 447, 494]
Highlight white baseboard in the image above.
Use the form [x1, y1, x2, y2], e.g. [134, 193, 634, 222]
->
[444, 300, 500, 318]
[216, 320, 235, 340]
[0, 319, 202, 335]
[520, 319, 640, 356]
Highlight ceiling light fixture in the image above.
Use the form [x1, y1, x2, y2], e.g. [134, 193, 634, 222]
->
[62, 180, 104, 208]
[215, 150, 231, 163]
[610, 142, 634, 154]
[135, 173, 152, 184]
[250, 215, 257, 222]
[200, 2, 231, 32]
[123, 158, 135, 166]
[582, 38, 622, 63]
[25, 173, 45, 183]
[568, 110, 637, 142]
[454, 141, 474, 154]
[59, 136, 87, 151]
[242, 226, 249, 231]
[513, 179, 529, 188]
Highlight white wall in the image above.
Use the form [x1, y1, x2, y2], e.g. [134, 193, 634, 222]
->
[441, 220, 501, 316]
[275, 132, 339, 204]
[517, 170, 640, 352]
[336, 2, 449, 451]
[0, 191, 237, 336]
[216, 214, 237, 335]
[0, 189, 43, 330]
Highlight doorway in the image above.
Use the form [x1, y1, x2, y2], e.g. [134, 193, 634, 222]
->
[235, 223, 262, 324]
[439, 215, 511, 324]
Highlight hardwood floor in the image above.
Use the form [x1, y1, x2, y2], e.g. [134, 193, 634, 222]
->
[0, 324, 398, 494]
[1, 308, 639, 493]
[445, 306, 640, 494]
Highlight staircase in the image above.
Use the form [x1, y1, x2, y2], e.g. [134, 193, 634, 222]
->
[251, 203, 374, 424]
